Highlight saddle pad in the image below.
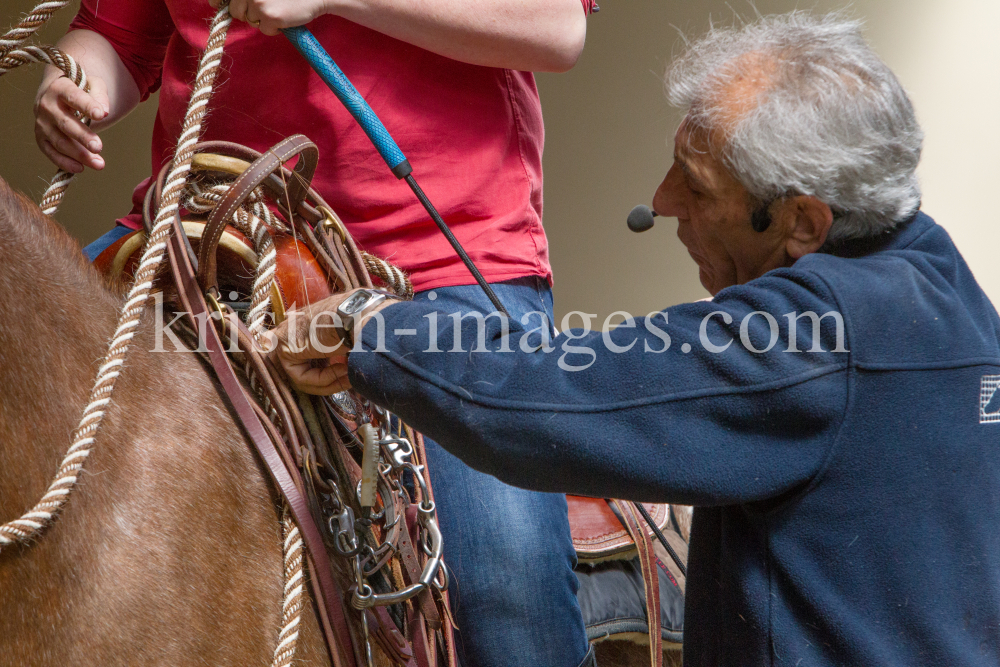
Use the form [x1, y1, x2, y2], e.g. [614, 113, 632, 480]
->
[576, 537, 686, 647]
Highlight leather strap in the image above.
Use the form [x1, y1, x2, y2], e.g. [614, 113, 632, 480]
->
[409, 428, 457, 667]
[367, 606, 415, 665]
[399, 505, 443, 630]
[611, 500, 663, 667]
[199, 135, 319, 293]
[165, 211, 359, 667]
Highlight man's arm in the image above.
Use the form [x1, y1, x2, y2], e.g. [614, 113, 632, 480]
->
[222, 0, 589, 72]
[276, 270, 850, 505]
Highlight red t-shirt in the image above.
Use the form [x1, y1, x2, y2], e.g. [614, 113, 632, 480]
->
[71, 1, 596, 292]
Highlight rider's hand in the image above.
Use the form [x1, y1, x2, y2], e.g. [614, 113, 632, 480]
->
[34, 72, 109, 173]
[215, 0, 331, 36]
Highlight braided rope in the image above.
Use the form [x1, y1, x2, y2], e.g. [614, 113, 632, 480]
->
[0, 6, 233, 548]
[271, 505, 305, 667]
[0, 0, 71, 60]
[39, 168, 75, 216]
[0, 43, 87, 81]
[186, 183, 282, 338]
[0, 40, 89, 216]
[237, 209, 279, 336]
[361, 251, 413, 299]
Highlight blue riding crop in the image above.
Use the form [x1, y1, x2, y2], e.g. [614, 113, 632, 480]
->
[282, 26, 510, 318]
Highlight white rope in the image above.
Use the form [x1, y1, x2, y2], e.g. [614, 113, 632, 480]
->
[271, 505, 305, 667]
[362, 251, 413, 299]
[0, 5, 233, 548]
[0, 0, 71, 60]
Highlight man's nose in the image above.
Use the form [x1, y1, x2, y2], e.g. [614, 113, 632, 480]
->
[652, 163, 686, 219]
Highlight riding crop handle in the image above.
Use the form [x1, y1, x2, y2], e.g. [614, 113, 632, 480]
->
[282, 26, 411, 179]
[281, 26, 511, 318]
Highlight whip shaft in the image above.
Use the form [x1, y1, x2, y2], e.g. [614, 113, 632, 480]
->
[282, 26, 509, 318]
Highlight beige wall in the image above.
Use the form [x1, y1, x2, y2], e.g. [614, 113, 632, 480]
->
[538, 0, 1000, 321]
[0, 0, 996, 324]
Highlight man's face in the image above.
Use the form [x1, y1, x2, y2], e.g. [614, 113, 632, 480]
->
[652, 120, 791, 295]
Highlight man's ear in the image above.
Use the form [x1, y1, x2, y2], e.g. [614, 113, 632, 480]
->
[780, 196, 833, 259]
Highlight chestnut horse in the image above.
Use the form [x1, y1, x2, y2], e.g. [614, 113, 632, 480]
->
[0, 178, 331, 664]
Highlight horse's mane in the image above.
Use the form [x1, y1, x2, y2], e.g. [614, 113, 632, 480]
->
[0, 177, 121, 315]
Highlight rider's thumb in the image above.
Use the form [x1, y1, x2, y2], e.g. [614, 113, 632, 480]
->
[87, 76, 110, 121]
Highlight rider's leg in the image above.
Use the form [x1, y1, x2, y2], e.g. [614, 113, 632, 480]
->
[414, 277, 591, 667]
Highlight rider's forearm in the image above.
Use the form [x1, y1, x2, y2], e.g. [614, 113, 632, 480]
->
[326, 0, 587, 72]
[41, 29, 141, 131]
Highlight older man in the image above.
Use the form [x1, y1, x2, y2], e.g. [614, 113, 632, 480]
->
[275, 13, 1000, 666]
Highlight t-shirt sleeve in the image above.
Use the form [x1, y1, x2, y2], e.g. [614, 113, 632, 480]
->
[349, 268, 850, 506]
[69, 0, 175, 100]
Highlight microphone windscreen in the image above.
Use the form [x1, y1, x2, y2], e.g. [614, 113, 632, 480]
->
[627, 205, 657, 233]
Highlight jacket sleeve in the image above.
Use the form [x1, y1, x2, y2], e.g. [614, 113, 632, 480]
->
[69, 0, 176, 100]
[348, 268, 850, 506]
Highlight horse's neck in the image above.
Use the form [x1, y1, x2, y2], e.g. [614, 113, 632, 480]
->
[0, 183, 121, 511]
[0, 180, 329, 665]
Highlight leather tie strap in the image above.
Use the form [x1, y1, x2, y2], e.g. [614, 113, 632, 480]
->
[198, 135, 319, 293]
[610, 499, 663, 667]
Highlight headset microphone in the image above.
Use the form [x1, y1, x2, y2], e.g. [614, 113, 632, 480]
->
[627, 205, 658, 233]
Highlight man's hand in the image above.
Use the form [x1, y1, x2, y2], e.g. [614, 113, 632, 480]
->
[34, 71, 109, 173]
[213, 0, 331, 36]
[269, 289, 396, 395]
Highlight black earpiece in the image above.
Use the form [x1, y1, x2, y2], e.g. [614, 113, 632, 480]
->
[751, 200, 773, 233]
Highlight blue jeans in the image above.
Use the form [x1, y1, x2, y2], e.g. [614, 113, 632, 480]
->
[413, 278, 590, 667]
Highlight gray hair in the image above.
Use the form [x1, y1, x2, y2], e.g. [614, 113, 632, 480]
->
[667, 12, 923, 241]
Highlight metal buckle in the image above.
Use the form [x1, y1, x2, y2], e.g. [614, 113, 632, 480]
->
[318, 205, 348, 243]
[205, 289, 225, 320]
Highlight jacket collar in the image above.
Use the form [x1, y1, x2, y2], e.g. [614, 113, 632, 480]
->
[819, 210, 932, 259]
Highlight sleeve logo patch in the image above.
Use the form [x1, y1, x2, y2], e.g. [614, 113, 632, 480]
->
[980, 375, 1000, 424]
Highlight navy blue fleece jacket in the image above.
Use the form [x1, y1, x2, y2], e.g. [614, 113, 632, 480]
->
[349, 212, 1000, 666]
